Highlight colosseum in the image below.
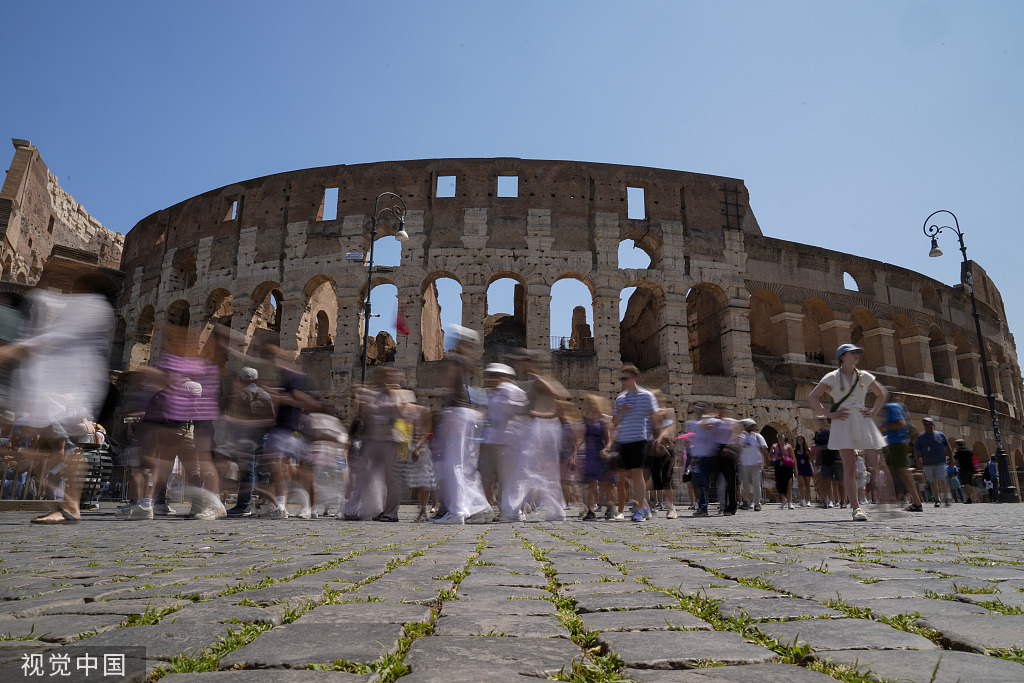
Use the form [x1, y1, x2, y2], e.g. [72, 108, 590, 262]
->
[114, 157, 1024, 487]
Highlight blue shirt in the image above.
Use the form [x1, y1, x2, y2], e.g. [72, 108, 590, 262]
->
[613, 387, 659, 443]
[914, 430, 950, 466]
[882, 402, 909, 445]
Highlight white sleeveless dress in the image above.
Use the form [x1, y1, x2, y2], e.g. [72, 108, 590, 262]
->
[819, 369, 887, 451]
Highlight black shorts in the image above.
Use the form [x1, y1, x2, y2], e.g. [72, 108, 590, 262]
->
[617, 441, 649, 471]
[649, 454, 673, 491]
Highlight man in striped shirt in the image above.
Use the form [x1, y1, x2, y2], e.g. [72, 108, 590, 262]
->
[613, 364, 661, 522]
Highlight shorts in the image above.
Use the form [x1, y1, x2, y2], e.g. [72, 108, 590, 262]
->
[648, 454, 673, 491]
[617, 441, 649, 471]
[923, 463, 946, 485]
[818, 461, 843, 481]
[885, 442, 912, 469]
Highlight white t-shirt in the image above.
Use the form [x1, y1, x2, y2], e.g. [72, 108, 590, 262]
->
[738, 431, 768, 467]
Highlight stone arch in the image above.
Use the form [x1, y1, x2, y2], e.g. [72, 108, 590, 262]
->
[850, 306, 882, 371]
[372, 235, 403, 266]
[166, 299, 191, 327]
[421, 272, 463, 359]
[169, 249, 197, 291]
[618, 238, 653, 270]
[928, 325, 954, 384]
[687, 283, 728, 376]
[246, 281, 284, 352]
[748, 289, 785, 357]
[298, 276, 338, 350]
[485, 273, 526, 354]
[620, 280, 665, 371]
[801, 297, 833, 363]
[359, 280, 399, 364]
[551, 275, 594, 352]
[199, 288, 233, 353]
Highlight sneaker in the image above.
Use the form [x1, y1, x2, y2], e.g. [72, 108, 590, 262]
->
[934, 501, 941, 508]
[780, 502, 786, 509]
[788, 502, 795, 510]
[582, 510, 596, 521]
[432, 507, 449, 520]
[852, 508, 868, 521]
[604, 506, 614, 520]
[153, 503, 176, 516]
[611, 512, 625, 521]
[516, 511, 526, 522]
[906, 503, 924, 512]
[468, 510, 495, 524]
[226, 506, 252, 517]
[826, 501, 835, 509]
[693, 509, 708, 517]
[666, 508, 678, 519]
[754, 504, 761, 511]
[839, 501, 846, 509]
[433, 512, 465, 524]
[261, 508, 288, 519]
[120, 504, 153, 521]
[192, 507, 219, 521]
[804, 501, 812, 507]
[294, 508, 312, 519]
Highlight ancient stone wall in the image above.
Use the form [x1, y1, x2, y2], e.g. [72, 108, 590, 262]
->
[0, 140, 123, 284]
[116, 157, 1024, 484]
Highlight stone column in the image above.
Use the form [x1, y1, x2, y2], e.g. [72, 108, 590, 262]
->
[277, 296, 307, 354]
[395, 284, 422, 380]
[333, 289, 363, 366]
[957, 352, 983, 393]
[593, 288, 621, 396]
[661, 292, 694, 408]
[987, 361, 1003, 400]
[862, 327, 897, 375]
[461, 284, 486, 336]
[526, 283, 551, 352]
[903, 335, 934, 382]
[229, 295, 254, 354]
[770, 309, 805, 363]
[721, 298, 752, 378]
[932, 342, 961, 387]
[819, 317, 852, 358]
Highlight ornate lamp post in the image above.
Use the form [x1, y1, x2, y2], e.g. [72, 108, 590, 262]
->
[361, 192, 409, 384]
[923, 209, 1018, 502]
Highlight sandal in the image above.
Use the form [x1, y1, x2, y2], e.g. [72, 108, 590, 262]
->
[413, 513, 427, 522]
[31, 509, 80, 525]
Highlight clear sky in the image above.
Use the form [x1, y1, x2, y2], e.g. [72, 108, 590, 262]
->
[3, 1, 1023, 354]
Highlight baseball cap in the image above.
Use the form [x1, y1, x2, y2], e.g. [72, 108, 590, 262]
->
[836, 343, 865, 359]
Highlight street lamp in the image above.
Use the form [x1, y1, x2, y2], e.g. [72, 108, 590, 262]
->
[361, 191, 409, 384]
[923, 209, 1018, 502]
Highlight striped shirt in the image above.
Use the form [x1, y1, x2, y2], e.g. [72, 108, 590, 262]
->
[613, 387, 659, 443]
[156, 353, 221, 421]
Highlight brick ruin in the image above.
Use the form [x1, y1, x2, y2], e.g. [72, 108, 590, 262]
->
[99, 156, 1024, 484]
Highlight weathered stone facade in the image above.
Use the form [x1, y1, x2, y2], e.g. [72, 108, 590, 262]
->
[116, 158, 1024, 484]
[0, 139, 124, 283]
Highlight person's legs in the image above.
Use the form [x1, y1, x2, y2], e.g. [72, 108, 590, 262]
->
[839, 449, 864, 516]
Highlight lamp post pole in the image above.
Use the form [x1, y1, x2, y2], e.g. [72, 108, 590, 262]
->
[923, 209, 1019, 502]
[360, 192, 408, 385]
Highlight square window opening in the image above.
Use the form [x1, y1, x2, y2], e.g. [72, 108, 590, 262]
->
[437, 176, 457, 198]
[627, 187, 646, 220]
[497, 176, 518, 198]
[321, 187, 339, 221]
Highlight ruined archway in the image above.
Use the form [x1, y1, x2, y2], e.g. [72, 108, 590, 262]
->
[551, 276, 594, 351]
[687, 283, 728, 376]
[421, 274, 462, 360]
[246, 282, 284, 352]
[748, 289, 785, 357]
[166, 299, 191, 328]
[128, 305, 155, 369]
[801, 298, 832, 363]
[620, 281, 664, 372]
[298, 276, 338, 350]
[485, 275, 526, 355]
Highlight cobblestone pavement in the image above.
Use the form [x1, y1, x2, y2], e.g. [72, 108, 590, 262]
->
[2, 504, 1024, 682]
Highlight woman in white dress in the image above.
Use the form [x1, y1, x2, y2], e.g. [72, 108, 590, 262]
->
[807, 344, 887, 522]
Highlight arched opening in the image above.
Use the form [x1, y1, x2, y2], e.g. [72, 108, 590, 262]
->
[748, 290, 785, 358]
[928, 325, 953, 384]
[128, 305, 155, 369]
[620, 282, 663, 371]
[485, 276, 526, 355]
[618, 239, 652, 269]
[843, 272, 859, 291]
[246, 282, 284, 352]
[801, 298, 830, 364]
[166, 299, 191, 328]
[842, 265, 874, 296]
[199, 289, 233, 353]
[359, 282, 398, 365]
[687, 284, 728, 376]
[421, 275, 462, 360]
[298, 277, 337, 350]
[550, 277, 594, 352]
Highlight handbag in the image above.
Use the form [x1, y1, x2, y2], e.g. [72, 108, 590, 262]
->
[828, 369, 861, 420]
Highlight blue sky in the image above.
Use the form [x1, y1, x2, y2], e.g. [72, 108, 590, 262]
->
[3, 1, 1023, 353]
